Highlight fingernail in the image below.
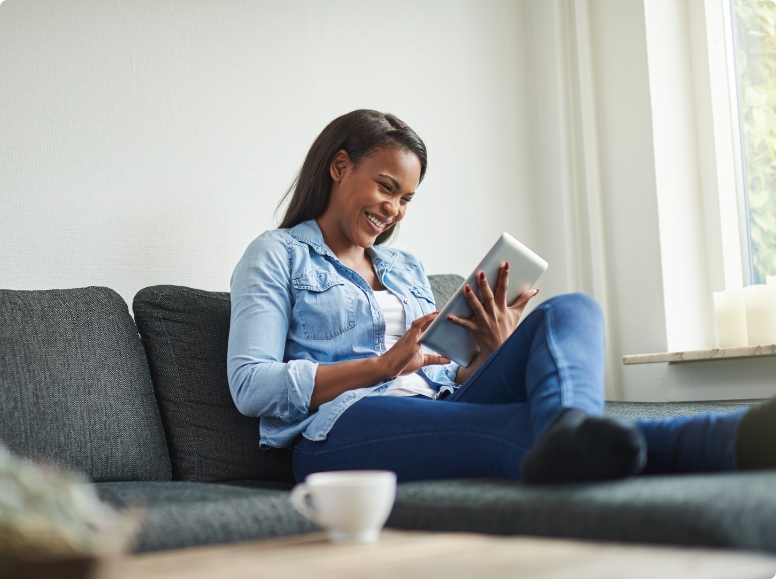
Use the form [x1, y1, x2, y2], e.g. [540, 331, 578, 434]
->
[447, 316, 454, 321]
[505, 262, 509, 271]
[465, 285, 471, 293]
[479, 272, 485, 281]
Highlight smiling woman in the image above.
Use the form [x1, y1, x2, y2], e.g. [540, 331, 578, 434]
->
[315, 148, 420, 286]
[278, 111, 427, 247]
[227, 109, 776, 486]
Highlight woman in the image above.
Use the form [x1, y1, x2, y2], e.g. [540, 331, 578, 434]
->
[228, 109, 776, 484]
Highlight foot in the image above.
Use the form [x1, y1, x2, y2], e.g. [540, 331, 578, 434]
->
[737, 398, 776, 470]
[521, 409, 647, 484]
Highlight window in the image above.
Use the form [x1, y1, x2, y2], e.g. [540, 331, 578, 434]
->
[730, 0, 776, 284]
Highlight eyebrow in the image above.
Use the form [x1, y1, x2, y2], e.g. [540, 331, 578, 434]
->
[378, 174, 415, 195]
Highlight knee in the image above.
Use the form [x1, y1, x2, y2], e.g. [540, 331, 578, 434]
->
[537, 293, 603, 327]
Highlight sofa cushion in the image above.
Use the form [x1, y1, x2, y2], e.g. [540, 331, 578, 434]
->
[131, 276, 464, 485]
[604, 401, 753, 420]
[132, 286, 294, 484]
[427, 274, 464, 308]
[95, 481, 317, 552]
[387, 471, 776, 552]
[0, 287, 171, 482]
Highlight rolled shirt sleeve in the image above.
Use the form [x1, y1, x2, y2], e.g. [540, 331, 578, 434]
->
[227, 234, 318, 423]
[422, 362, 460, 392]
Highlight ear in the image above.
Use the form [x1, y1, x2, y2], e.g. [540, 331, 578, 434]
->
[329, 150, 352, 183]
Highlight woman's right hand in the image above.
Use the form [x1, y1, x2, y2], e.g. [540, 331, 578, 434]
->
[311, 312, 449, 411]
[380, 311, 450, 379]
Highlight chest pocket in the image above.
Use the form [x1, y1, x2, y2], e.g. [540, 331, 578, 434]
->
[409, 286, 436, 315]
[292, 272, 356, 340]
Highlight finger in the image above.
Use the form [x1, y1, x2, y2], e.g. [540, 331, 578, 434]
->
[411, 311, 439, 329]
[423, 354, 451, 366]
[406, 312, 440, 340]
[446, 314, 478, 332]
[508, 288, 540, 309]
[477, 271, 496, 311]
[463, 284, 488, 319]
[494, 262, 509, 307]
[418, 310, 440, 322]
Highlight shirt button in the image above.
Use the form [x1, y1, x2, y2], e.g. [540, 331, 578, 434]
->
[403, 299, 409, 304]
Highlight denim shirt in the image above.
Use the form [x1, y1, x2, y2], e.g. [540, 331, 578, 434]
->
[227, 220, 461, 449]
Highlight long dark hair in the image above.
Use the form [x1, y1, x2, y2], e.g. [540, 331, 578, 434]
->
[277, 110, 427, 245]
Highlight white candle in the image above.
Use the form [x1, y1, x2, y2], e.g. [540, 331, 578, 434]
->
[713, 289, 748, 348]
[743, 285, 776, 346]
[767, 276, 776, 287]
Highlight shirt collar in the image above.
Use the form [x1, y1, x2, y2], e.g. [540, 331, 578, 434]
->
[288, 220, 335, 259]
[288, 219, 399, 273]
[367, 244, 398, 274]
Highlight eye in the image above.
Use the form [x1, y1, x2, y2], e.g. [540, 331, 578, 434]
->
[401, 197, 413, 204]
[380, 182, 393, 192]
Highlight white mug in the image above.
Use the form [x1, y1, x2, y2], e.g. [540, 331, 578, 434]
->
[290, 470, 397, 543]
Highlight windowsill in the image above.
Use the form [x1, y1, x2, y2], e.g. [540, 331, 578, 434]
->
[622, 344, 776, 365]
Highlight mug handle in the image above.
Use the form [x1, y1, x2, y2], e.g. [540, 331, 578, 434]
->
[290, 483, 323, 526]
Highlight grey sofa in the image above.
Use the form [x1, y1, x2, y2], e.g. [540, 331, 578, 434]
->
[1, 278, 774, 554]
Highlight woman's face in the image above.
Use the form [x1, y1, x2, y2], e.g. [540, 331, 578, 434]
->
[320, 147, 422, 249]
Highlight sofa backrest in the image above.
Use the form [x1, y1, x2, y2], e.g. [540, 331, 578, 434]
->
[133, 285, 294, 483]
[426, 274, 465, 307]
[132, 275, 464, 484]
[0, 287, 172, 482]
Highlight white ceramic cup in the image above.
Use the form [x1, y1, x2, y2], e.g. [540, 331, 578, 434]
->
[290, 470, 397, 543]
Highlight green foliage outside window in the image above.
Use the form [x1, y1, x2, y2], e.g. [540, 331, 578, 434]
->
[733, 0, 776, 283]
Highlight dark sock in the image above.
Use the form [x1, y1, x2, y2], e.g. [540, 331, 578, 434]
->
[521, 409, 647, 484]
[737, 398, 776, 470]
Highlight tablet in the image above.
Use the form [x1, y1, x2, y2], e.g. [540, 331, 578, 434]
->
[418, 233, 548, 367]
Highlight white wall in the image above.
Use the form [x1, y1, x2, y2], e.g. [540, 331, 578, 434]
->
[0, 0, 534, 307]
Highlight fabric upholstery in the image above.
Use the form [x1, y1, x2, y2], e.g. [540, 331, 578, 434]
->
[427, 274, 464, 309]
[388, 471, 776, 552]
[95, 481, 317, 552]
[132, 286, 294, 483]
[605, 401, 753, 420]
[0, 287, 171, 482]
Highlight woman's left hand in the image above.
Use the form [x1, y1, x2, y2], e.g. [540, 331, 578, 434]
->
[447, 262, 539, 360]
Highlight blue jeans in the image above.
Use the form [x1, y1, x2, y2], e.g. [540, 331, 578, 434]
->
[293, 293, 745, 482]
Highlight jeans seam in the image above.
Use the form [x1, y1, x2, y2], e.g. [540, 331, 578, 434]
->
[544, 303, 572, 408]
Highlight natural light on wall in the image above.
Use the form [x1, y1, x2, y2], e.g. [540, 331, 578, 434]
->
[731, 0, 776, 284]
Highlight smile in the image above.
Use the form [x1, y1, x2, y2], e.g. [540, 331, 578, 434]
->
[365, 212, 392, 232]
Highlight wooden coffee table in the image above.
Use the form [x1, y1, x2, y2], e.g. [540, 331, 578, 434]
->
[98, 530, 776, 579]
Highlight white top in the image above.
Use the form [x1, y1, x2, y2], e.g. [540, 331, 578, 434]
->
[373, 290, 437, 398]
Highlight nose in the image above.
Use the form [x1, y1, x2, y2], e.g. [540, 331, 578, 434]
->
[381, 197, 401, 218]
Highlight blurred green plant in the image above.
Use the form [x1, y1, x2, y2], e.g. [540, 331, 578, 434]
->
[0, 445, 139, 561]
[733, 0, 776, 283]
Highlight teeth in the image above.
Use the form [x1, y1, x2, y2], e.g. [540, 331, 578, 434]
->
[367, 213, 388, 230]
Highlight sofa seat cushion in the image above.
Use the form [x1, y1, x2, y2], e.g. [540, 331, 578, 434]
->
[387, 471, 776, 552]
[0, 287, 171, 482]
[95, 481, 317, 552]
